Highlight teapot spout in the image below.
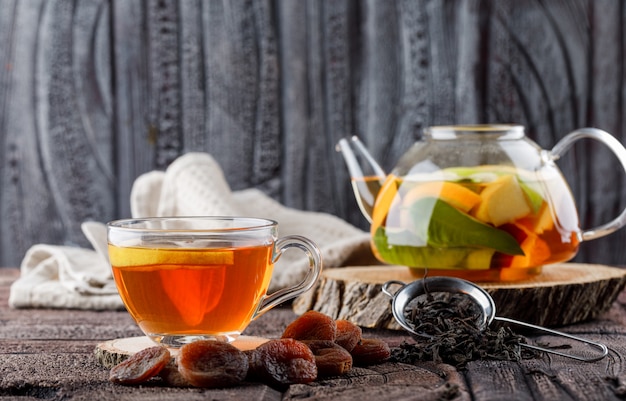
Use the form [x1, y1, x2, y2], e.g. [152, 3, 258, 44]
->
[336, 136, 386, 222]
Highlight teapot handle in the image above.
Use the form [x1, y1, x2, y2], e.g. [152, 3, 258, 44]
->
[550, 128, 626, 241]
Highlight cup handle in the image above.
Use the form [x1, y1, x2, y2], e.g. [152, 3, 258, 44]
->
[550, 127, 626, 241]
[252, 235, 322, 319]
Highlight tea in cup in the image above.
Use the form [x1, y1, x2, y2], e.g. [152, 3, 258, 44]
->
[107, 217, 322, 347]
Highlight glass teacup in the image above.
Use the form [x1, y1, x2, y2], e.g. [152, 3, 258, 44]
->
[107, 216, 322, 348]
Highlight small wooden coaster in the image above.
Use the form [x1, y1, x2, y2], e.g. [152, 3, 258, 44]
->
[95, 335, 269, 368]
[293, 263, 626, 329]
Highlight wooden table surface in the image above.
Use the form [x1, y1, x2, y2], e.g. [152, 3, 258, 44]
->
[2, 267, 626, 401]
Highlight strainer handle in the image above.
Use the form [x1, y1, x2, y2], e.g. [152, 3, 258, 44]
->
[494, 316, 608, 362]
[382, 280, 407, 298]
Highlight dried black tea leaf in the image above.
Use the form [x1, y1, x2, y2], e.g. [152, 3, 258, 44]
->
[391, 291, 537, 368]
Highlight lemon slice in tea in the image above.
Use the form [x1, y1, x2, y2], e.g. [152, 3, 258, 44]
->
[109, 246, 235, 268]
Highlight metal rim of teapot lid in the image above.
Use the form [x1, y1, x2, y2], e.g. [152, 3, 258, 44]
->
[424, 124, 525, 139]
[425, 124, 524, 132]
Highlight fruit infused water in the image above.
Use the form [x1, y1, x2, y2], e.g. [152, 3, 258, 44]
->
[109, 244, 274, 342]
[370, 165, 581, 281]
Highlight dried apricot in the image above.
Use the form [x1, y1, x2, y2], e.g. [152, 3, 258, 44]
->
[303, 340, 353, 377]
[350, 338, 391, 366]
[158, 361, 190, 387]
[282, 310, 336, 341]
[247, 338, 317, 386]
[109, 346, 171, 385]
[335, 320, 362, 352]
[177, 340, 248, 388]
[244, 348, 262, 373]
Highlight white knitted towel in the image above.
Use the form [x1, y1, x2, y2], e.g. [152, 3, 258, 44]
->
[8, 222, 124, 310]
[9, 152, 373, 309]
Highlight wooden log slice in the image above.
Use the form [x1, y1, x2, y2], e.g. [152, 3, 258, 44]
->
[293, 263, 626, 329]
[94, 336, 269, 368]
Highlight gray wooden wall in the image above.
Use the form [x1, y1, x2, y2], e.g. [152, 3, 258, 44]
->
[1, 0, 626, 269]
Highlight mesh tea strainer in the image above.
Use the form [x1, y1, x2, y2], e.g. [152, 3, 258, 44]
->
[382, 277, 608, 362]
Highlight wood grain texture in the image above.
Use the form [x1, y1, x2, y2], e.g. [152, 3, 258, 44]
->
[2, 268, 626, 400]
[94, 336, 269, 369]
[1, 0, 626, 271]
[293, 264, 626, 328]
[0, 0, 113, 266]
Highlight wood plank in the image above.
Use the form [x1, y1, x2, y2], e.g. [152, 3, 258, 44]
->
[111, 0, 152, 218]
[0, 352, 283, 401]
[284, 363, 470, 401]
[2, 268, 626, 400]
[465, 354, 624, 400]
[2, 0, 626, 279]
[294, 263, 626, 328]
[0, 0, 114, 266]
[0, 339, 101, 354]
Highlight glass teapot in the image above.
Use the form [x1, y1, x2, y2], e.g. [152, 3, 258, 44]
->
[337, 125, 626, 282]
